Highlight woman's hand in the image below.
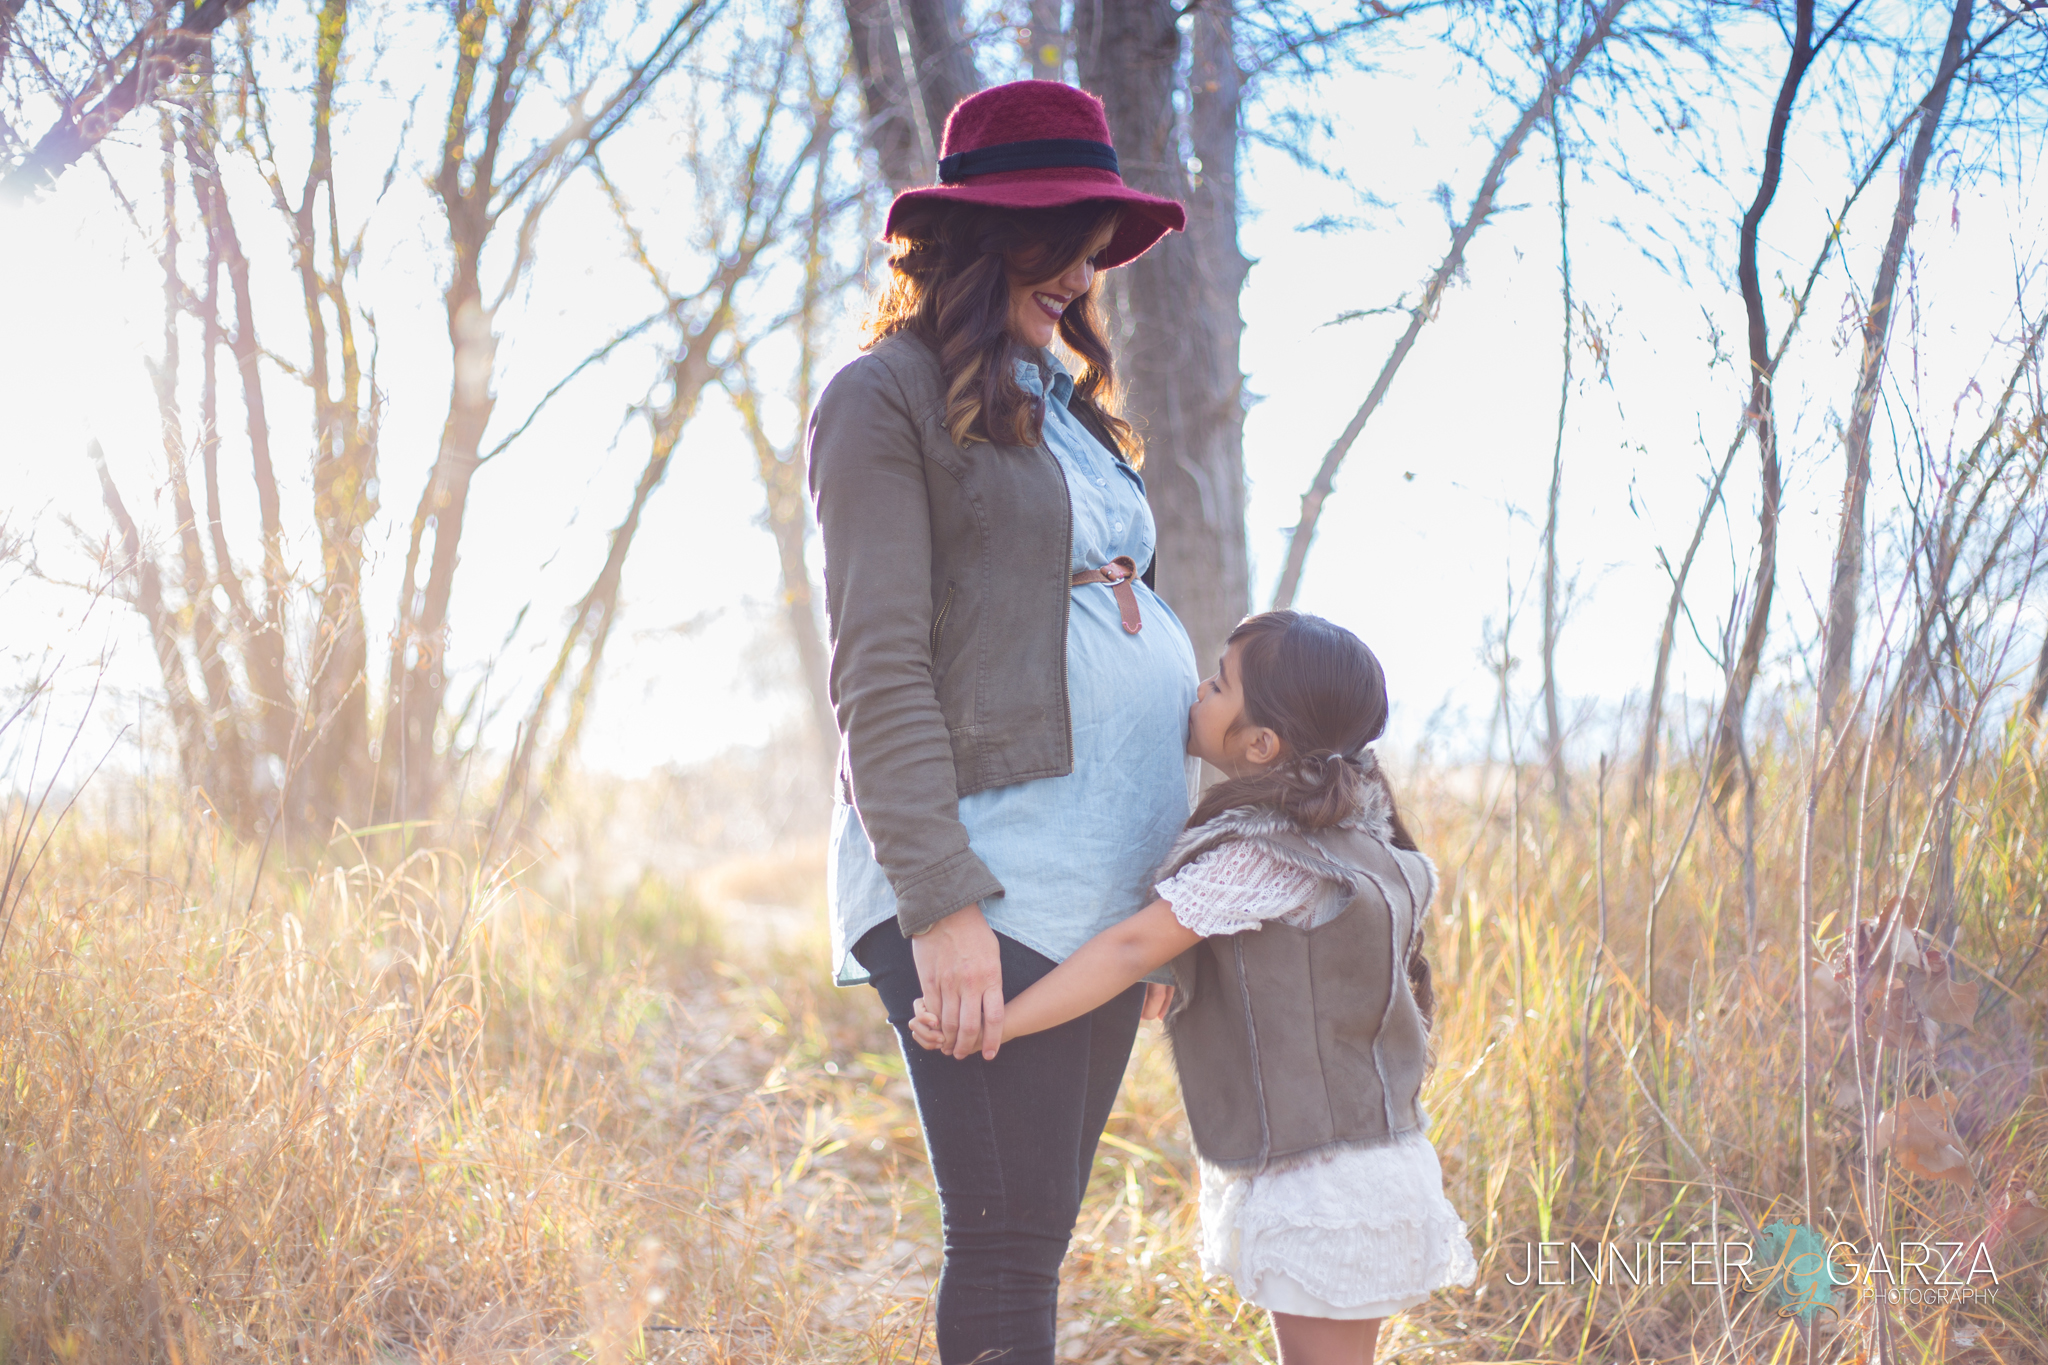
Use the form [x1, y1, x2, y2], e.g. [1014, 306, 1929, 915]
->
[910, 904, 1006, 1060]
[1142, 982, 1174, 1021]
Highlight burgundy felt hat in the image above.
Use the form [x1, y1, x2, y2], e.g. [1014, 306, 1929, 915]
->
[885, 80, 1186, 270]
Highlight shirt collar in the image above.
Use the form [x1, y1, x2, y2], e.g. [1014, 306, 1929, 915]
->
[1013, 349, 1076, 409]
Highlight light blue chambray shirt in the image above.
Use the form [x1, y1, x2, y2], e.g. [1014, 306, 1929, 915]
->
[829, 351, 1201, 985]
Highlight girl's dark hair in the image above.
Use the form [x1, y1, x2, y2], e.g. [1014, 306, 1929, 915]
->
[864, 199, 1139, 462]
[1189, 610, 1436, 1026]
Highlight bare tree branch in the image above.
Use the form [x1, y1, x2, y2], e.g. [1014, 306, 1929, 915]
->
[1707, 0, 1828, 799]
[1, 0, 254, 203]
[1637, 92, 1915, 803]
[1819, 0, 1979, 731]
[1541, 95, 1572, 814]
[1270, 0, 1628, 610]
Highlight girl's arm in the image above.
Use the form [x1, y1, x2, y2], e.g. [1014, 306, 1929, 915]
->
[910, 899, 1200, 1054]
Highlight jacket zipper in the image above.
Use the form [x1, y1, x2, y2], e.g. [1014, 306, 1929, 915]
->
[1043, 438, 1076, 773]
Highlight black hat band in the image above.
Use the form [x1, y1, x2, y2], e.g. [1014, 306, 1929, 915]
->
[938, 138, 1120, 184]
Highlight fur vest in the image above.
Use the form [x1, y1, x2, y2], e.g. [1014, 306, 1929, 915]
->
[1161, 782, 1440, 1173]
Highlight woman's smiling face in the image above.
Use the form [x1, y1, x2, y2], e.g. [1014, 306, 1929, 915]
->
[1005, 220, 1116, 349]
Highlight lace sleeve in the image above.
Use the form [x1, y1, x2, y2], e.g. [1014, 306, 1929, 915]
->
[1157, 842, 1323, 938]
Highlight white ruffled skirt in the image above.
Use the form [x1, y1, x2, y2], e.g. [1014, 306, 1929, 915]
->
[1198, 1128, 1478, 1320]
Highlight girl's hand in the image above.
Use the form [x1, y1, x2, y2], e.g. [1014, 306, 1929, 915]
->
[907, 997, 945, 1050]
[1141, 982, 1174, 1021]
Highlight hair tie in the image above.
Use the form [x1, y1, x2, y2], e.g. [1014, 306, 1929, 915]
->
[1299, 749, 1348, 779]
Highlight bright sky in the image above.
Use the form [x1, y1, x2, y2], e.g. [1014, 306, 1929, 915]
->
[4, 1, 2044, 792]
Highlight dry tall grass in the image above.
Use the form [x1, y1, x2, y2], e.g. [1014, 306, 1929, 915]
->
[3, 710, 2044, 1362]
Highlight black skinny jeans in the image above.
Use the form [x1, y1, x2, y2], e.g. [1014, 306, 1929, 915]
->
[854, 922, 1144, 1365]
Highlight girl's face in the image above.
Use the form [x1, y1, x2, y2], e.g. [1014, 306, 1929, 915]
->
[1005, 221, 1116, 349]
[1188, 640, 1285, 776]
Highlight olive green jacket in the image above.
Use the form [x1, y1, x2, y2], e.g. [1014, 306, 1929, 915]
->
[805, 331, 1142, 935]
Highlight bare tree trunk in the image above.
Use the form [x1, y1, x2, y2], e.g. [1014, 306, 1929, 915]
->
[842, 0, 923, 190]
[185, 90, 281, 831]
[1883, 303, 2048, 738]
[508, 316, 726, 811]
[380, 0, 713, 823]
[733, 158, 837, 763]
[736, 358, 837, 761]
[900, 0, 979, 124]
[186, 85, 296, 790]
[251, 0, 377, 829]
[1637, 99, 1915, 804]
[1636, 434, 1741, 804]
[1541, 108, 1571, 813]
[534, 400, 691, 804]
[92, 442, 209, 791]
[1710, 0, 1824, 798]
[1026, 0, 1063, 79]
[152, 114, 251, 824]
[2030, 632, 2048, 722]
[783, 157, 839, 760]
[1269, 0, 1627, 611]
[1928, 633, 1961, 944]
[385, 280, 488, 821]
[841, 0, 975, 192]
[752, 431, 836, 759]
[1075, 0, 1250, 671]
[509, 63, 837, 806]
[381, 0, 535, 822]
[1818, 0, 1976, 733]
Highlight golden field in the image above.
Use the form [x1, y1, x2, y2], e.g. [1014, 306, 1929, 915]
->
[2, 716, 2044, 1363]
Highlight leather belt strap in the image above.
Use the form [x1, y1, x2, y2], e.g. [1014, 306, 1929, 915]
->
[1071, 555, 1143, 634]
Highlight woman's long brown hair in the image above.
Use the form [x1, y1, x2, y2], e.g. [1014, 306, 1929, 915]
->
[1188, 611, 1437, 1027]
[864, 199, 1139, 463]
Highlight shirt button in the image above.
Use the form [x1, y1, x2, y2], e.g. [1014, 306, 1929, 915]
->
[1113, 521, 1124, 533]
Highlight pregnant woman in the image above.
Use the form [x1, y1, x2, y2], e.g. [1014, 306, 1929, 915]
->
[806, 80, 1197, 1364]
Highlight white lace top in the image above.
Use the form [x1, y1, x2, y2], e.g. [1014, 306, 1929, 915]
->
[1157, 842, 1479, 1316]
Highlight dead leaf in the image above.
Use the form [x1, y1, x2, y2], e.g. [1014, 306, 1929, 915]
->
[1874, 1090, 1972, 1186]
[1911, 947, 1981, 1028]
[1999, 1184, 2048, 1243]
[1812, 964, 1855, 1027]
[1863, 898, 1924, 975]
[1869, 984, 1936, 1050]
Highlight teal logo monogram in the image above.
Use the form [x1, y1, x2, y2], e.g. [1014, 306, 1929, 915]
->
[1747, 1221, 1845, 1321]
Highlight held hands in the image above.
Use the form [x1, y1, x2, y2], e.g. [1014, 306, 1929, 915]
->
[909, 903, 1005, 1060]
[906, 980, 1176, 1055]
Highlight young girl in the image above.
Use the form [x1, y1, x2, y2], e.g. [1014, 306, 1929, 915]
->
[911, 611, 1476, 1364]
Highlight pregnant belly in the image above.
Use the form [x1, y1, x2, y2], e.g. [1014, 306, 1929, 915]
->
[954, 582, 1199, 957]
[1064, 580, 1198, 777]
